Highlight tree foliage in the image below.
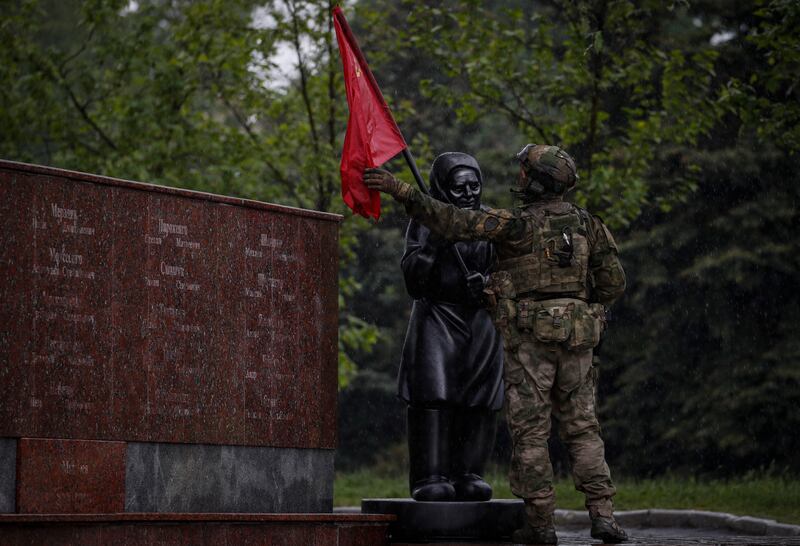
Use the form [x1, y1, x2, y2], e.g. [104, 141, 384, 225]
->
[388, 0, 721, 227]
[601, 0, 800, 475]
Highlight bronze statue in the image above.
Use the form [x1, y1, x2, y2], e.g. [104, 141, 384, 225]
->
[399, 152, 503, 502]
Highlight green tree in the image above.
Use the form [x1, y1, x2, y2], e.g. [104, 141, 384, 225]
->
[385, 0, 720, 227]
[601, 0, 800, 476]
[729, 0, 800, 152]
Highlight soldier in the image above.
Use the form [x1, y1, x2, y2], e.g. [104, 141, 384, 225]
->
[399, 152, 503, 502]
[364, 144, 628, 545]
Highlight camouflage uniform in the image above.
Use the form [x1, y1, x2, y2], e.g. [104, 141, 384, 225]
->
[390, 180, 626, 524]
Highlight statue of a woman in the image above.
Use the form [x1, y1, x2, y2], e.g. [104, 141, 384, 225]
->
[399, 152, 504, 501]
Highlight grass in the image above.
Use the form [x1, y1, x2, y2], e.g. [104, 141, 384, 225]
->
[335, 470, 800, 525]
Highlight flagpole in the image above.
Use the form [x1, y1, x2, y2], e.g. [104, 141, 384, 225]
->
[401, 149, 429, 195]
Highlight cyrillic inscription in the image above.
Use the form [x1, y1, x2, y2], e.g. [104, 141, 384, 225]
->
[158, 219, 188, 236]
[175, 238, 200, 249]
[260, 235, 283, 248]
[160, 262, 186, 277]
[51, 203, 77, 221]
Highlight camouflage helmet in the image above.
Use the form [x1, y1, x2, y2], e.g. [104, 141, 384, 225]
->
[514, 144, 579, 197]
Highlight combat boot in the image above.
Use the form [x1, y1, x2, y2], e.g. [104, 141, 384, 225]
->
[590, 515, 628, 543]
[513, 505, 557, 545]
[511, 522, 557, 545]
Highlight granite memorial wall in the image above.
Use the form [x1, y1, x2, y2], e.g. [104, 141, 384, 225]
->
[0, 160, 341, 515]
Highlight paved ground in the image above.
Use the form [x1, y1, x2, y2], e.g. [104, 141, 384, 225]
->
[395, 534, 800, 545]
[554, 526, 800, 545]
[390, 529, 800, 546]
[341, 505, 800, 545]
[554, 509, 800, 545]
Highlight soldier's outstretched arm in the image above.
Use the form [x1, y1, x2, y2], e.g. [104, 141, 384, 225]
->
[363, 168, 522, 242]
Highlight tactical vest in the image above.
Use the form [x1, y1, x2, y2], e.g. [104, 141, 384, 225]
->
[498, 205, 592, 300]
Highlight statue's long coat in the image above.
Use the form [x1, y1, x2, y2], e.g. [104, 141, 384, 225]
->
[397, 154, 503, 410]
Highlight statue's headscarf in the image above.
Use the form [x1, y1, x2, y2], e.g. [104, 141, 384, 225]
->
[428, 152, 483, 204]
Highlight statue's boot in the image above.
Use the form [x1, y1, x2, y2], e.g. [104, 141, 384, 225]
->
[451, 408, 496, 501]
[408, 406, 456, 501]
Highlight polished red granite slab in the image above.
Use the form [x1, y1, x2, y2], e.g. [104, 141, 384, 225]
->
[0, 513, 393, 546]
[0, 524, 389, 546]
[15, 438, 126, 514]
[0, 160, 341, 449]
[0, 513, 395, 522]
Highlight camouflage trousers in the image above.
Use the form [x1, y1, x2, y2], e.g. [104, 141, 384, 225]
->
[503, 331, 616, 524]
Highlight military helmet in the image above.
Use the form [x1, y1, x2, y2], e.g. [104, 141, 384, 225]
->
[514, 144, 578, 197]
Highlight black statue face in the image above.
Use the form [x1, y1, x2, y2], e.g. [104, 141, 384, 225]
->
[446, 168, 481, 210]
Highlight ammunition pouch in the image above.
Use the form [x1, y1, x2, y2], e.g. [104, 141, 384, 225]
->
[515, 298, 605, 352]
[486, 271, 521, 349]
[569, 302, 606, 352]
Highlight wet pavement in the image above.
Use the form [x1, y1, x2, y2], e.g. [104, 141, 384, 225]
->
[394, 534, 800, 545]
[553, 525, 800, 545]
[390, 522, 800, 545]
[390, 526, 800, 545]
[341, 504, 800, 545]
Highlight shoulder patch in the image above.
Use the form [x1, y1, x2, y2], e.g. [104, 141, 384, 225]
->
[484, 217, 500, 231]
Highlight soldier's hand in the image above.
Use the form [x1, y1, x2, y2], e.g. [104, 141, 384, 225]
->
[363, 168, 411, 200]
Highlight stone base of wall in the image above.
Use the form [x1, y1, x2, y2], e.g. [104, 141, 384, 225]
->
[3, 438, 334, 515]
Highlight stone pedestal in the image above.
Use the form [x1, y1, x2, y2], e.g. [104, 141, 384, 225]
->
[362, 498, 525, 542]
[0, 161, 390, 544]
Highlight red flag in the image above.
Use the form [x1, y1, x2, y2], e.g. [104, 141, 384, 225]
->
[333, 7, 406, 219]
